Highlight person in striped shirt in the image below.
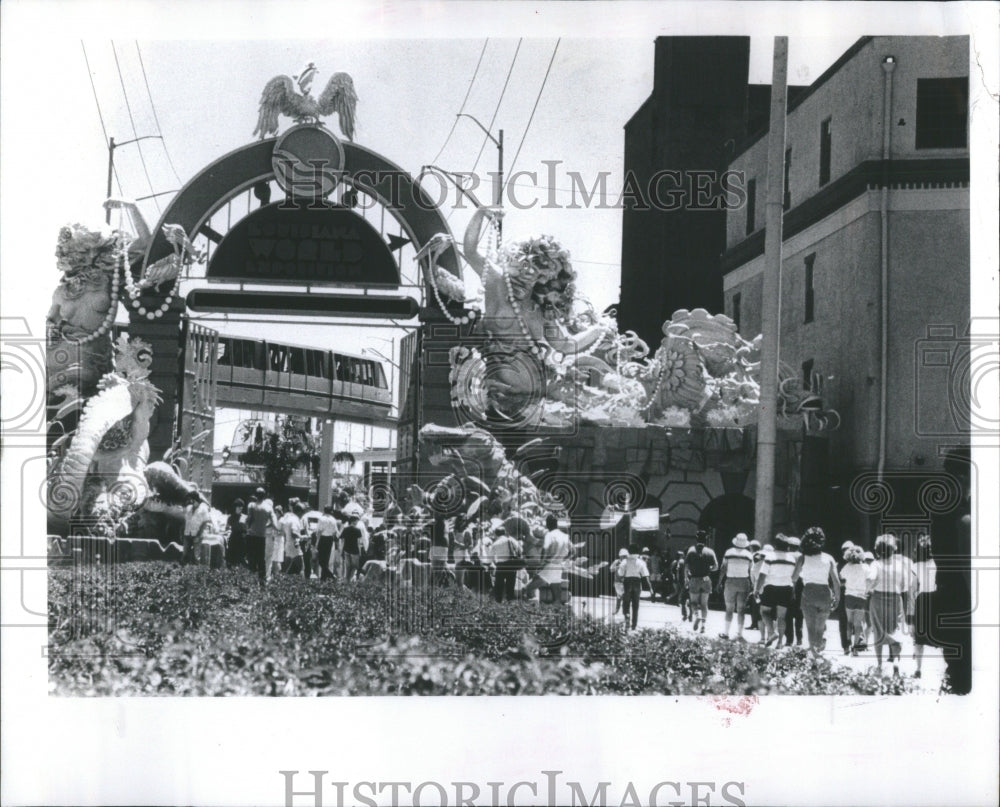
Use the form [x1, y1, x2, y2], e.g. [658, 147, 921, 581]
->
[754, 534, 798, 647]
[718, 533, 755, 640]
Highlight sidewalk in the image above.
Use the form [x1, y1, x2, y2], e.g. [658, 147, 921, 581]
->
[572, 595, 951, 691]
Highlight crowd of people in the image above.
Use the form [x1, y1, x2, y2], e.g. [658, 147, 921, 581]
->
[185, 485, 944, 680]
[202, 484, 583, 605]
[626, 527, 939, 678]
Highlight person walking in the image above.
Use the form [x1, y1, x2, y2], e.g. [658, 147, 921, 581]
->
[671, 550, 691, 622]
[265, 502, 284, 580]
[618, 545, 651, 631]
[451, 515, 473, 590]
[225, 498, 248, 568]
[784, 535, 805, 647]
[747, 540, 764, 631]
[181, 490, 212, 566]
[540, 514, 572, 606]
[840, 546, 869, 655]
[685, 532, 718, 634]
[610, 548, 628, 615]
[754, 534, 798, 647]
[836, 541, 856, 655]
[792, 527, 841, 654]
[279, 503, 304, 576]
[315, 505, 339, 581]
[489, 526, 523, 603]
[340, 514, 364, 582]
[868, 534, 912, 676]
[911, 535, 936, 679]
[718, 533, 755, 640]
[246, 489, 275, 584]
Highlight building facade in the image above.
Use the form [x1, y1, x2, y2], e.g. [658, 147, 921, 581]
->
[722, 36, 970, 540]
[618, 37, 808, 350]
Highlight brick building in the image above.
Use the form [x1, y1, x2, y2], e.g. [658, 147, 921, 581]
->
[721, 36, 970, 539]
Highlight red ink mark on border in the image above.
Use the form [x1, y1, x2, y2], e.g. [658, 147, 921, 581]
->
[706, 695, 758, 726]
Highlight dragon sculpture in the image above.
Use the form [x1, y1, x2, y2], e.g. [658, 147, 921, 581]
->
[253, 64, 358, 141]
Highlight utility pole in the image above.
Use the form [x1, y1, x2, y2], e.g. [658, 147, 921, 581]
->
[754, 37, 789, 547]
[456, 113, 503, 242]
[104, 134, 165, 223]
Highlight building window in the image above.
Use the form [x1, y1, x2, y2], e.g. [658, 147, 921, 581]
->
[783, 148, 792, 211]
[802, 358, 815, 391]
[804, 253, 815, 323]
[732, 292, 742, 330]
[745, 178, 756, 235]
[915, 77, 968, 149]
[819, 118, 832, 186]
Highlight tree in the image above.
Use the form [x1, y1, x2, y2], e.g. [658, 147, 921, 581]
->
[237, 417, 319, 501]
[332, 450, 356, 477]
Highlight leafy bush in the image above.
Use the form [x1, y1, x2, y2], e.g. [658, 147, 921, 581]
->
[48, 563, 917, 696]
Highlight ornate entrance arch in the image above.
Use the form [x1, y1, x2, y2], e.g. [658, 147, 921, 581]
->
[128, 125, 462, 461]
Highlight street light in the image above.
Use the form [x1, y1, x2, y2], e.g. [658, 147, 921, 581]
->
[456, 113, 503, 241]
[105, 135, 166, 223]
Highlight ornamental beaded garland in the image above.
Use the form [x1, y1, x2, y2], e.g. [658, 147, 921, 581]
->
[60, 233, 125, 346]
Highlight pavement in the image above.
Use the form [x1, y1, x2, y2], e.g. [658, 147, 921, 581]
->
[570, 594, 952, 692]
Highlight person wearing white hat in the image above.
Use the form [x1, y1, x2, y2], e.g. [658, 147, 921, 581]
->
[836, 541, 857, 654]
[718, 533, 754, 639]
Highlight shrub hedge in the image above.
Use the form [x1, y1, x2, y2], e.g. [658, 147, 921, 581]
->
[48, 563, 917, 696]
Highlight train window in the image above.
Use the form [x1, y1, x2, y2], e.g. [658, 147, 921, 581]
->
[334, 357, 346, 381]
[290, 347, 306, 375]
[269, 346, 289, 372]
[217, 341, 232, 366]
[361, 360, 374, 386]
[374, 363, 388, 389]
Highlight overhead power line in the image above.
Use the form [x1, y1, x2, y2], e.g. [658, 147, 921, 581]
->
[470, 38, 521, 176]
[505, 39, 561, 182]
[111, 40, 161, 214]
[430, 39, 490, 165]
[135, 41, 184, 186]
[81, 41, 122, 196]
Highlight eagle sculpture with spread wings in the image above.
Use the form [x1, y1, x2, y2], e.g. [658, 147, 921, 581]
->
[253, 64, 358, 141]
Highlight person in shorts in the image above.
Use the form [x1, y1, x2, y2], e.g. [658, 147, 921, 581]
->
[685, 532, 718, 634]
[718, 533, 754, 640]
[754, 534, 798, 647]
[747, 540, 764, 631]
[840, 546, 869, 655]
[792, 527, 841, 654]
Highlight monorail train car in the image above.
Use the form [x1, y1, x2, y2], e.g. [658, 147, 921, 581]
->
[215, 336, 392, 419]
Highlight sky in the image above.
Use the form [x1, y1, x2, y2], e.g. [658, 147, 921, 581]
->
[5, 29, 860, 451]
[2, 4, 998, 806]
[11, 34, 860, 345]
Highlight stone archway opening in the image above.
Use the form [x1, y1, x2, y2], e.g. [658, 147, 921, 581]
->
[698, 493, 755, 550]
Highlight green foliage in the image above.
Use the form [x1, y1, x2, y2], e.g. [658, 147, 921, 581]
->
[48, 564, 919, 696]
[237, 417, 319, 500]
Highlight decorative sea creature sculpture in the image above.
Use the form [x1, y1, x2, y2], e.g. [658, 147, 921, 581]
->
[47, 335, 161, 530]
[253, 65, 358, 140]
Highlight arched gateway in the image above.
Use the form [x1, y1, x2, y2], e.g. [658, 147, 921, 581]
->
[127, 123, 468, 490]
